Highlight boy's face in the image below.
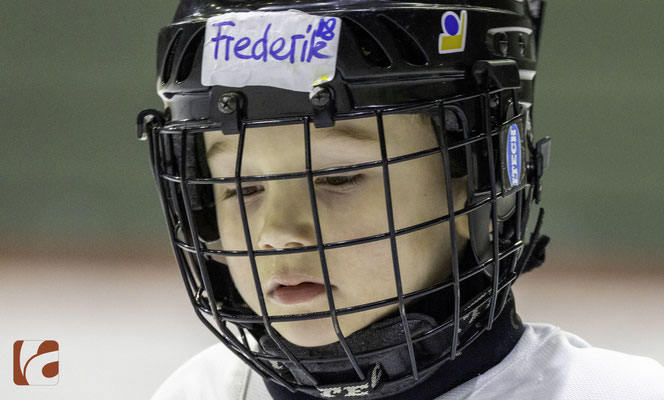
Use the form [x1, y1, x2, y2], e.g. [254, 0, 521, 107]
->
[204, 114, 469, 347]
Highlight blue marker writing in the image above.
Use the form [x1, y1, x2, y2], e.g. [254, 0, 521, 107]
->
[210, 17, 337, 64]
[251, 24, 271, 62]
[211, 21, 236, 61]
[301, 24, 313, 62]
[307, 18, 336, 62]
[269, 37, 288, 60]
[234, 37, 251, 59]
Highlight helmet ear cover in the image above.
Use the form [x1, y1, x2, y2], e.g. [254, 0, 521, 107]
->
[463, 60, 531, 266]
[155, 128, 254, 319]
[165, 132, 220, 243]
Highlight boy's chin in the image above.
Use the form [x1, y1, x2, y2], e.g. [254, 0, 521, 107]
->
[273, 318, 347, 347]
[272, 309, 392, 348]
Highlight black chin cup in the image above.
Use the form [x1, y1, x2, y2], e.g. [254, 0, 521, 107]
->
[258, 269, 497, 399]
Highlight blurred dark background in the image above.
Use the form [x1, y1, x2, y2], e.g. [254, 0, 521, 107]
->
[3, 1, 664, 253]
[2, 1, 663, 399]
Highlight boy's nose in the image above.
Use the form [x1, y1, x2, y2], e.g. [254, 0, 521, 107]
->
[256, 181, 316, 250]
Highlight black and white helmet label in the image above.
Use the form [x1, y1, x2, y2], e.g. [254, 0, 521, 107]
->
[317, 364, 383, 398]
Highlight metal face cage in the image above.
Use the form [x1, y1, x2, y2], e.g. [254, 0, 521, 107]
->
[137, 73, 549, 397]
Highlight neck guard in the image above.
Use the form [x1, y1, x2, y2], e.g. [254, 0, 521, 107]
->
[261, 274, 524, 399]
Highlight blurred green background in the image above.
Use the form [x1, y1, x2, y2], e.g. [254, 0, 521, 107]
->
[2, 0, 663, 255]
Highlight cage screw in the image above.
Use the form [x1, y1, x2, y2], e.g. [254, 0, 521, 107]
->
[518, 34, 527, 56]
[496, 32, 509, 56]
[310, 87, 331, 107]
[218, 93, 238, 114]
[489, 94, 500, 109]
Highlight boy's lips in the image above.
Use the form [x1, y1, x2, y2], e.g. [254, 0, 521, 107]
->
[266, 274, 333, 305]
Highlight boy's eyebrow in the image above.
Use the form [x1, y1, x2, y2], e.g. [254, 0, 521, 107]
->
[318, 125, 378, 144]
[206, 127, 378, 159]
[206, 140, 234, 160]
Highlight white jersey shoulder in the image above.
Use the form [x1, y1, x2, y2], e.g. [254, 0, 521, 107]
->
[150, 342, 267, 400]
[151, 324, 664, 400]
[439, 323, 664, 400]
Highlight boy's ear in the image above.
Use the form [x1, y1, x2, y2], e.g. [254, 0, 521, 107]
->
[456, 213, 471, 240]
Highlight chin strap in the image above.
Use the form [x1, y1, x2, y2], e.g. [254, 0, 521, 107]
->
[260, 267, 518, 399]
[261, 312, 438, 397]
[518, 208, 550, 275]
[263, 294, 523, 399]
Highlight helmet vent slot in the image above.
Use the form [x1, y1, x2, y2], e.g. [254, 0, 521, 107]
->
[342, 17, 391, 68]
[378, 15, 429, 66]
[176, 27, 205, 83]
[161, 29, 183, 85]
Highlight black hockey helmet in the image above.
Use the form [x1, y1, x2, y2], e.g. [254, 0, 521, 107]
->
[137, 0, 551, 397]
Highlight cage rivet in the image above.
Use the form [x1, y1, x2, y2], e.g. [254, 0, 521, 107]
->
[310, 87, 331, 107]
[496, 32, 509, 56]
[518, 34, 527, 56]
[218, 93, 238, 114]
[489, 94, 500, 109]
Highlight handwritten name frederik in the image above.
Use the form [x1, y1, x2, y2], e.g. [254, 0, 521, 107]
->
[211, 18, 338, 64]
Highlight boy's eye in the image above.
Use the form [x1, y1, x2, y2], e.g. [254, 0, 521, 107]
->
[221, 185, 265, 200]
[314, 174, 365, 189]
[220, 174, 365, 200]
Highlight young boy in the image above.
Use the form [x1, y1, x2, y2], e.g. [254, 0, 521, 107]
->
[137, 0, 664, 398]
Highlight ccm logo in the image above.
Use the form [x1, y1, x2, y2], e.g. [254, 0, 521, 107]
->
[13, 340, 59, 386]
